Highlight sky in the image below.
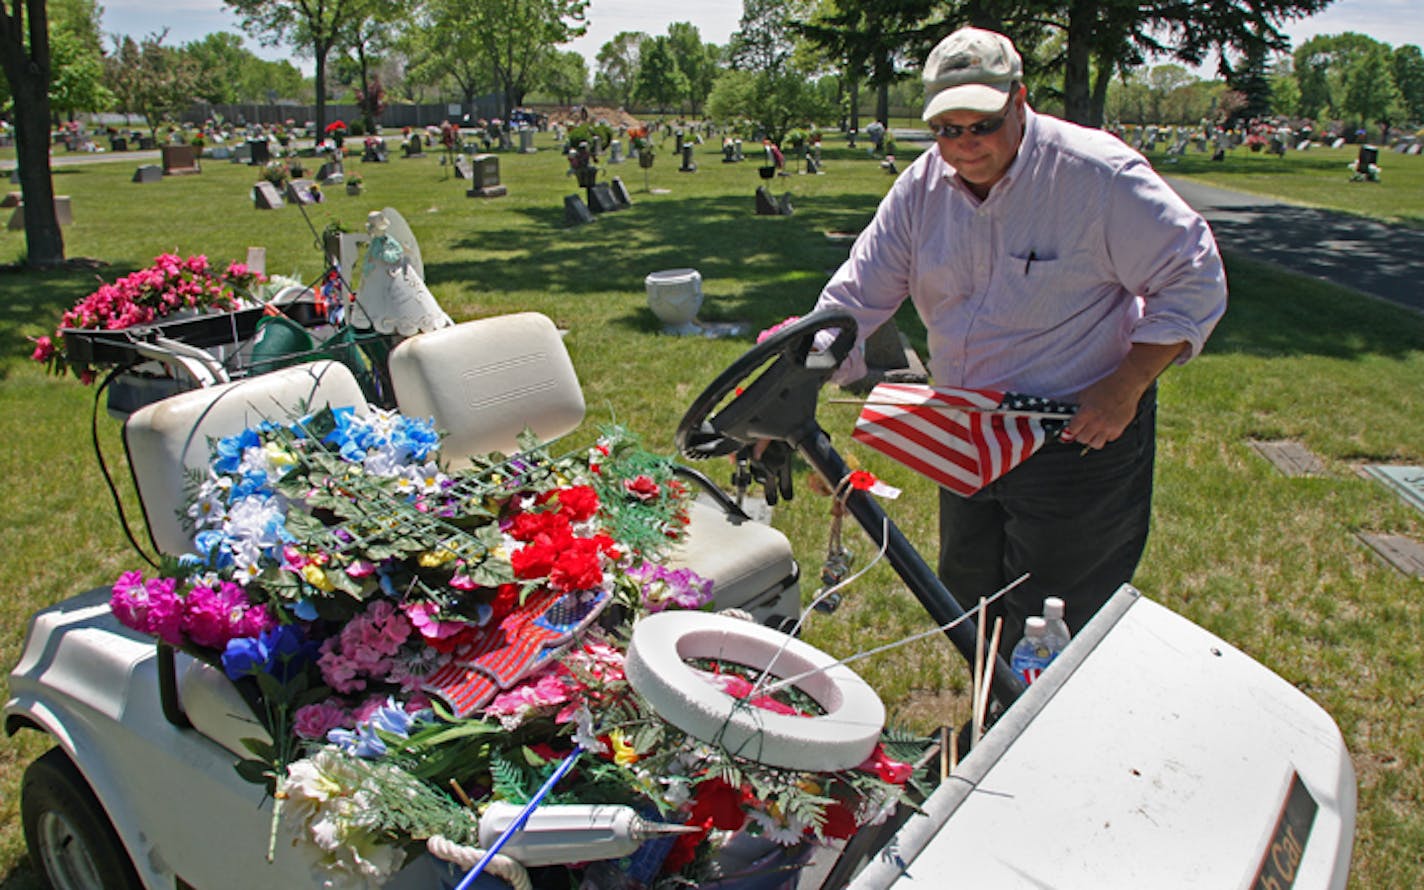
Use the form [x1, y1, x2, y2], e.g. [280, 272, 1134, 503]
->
[99, 0, 1424, 77]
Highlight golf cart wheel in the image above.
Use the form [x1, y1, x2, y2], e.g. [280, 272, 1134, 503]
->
[22, 748, 143, 890]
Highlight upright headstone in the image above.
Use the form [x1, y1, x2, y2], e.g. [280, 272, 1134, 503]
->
[316, 160, 344, 182]
[755, 187, 781, 216]
[253, 181, 285, 209]
[564, 193, 595, 226]
[519, 128, 536, 153]
[248, 139, 271, 165]
[132, 165, 162, 184]
[609, 177, 632, 209]
[587, 182, 621, 213]
[679, 143, 697, 173]
[233, 142, 252, 163]
[245, 247, 267, 276]
[110, 136, 129, 152]
[161, 144, 200, 175]
[608, 140, 624, 164]
[466, 154, 507, 197]
[363, 140, 389, 163]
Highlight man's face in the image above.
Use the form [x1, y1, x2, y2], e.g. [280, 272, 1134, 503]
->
[930, 87, 1026, 192]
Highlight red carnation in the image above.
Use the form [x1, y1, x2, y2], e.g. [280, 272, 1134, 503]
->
[511, 541, 559, 579]
[554, 485, 600, 522]
[688, 777, 750, 832]
[624, 474, 660, 502]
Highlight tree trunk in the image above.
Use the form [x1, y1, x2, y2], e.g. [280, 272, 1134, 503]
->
[1089, 57, 1114, 129]
[1062, 0, 1096, 125]
[14, 77, 65, 267]
[849, 78, 860, 137]
[314, 47, 329, 139]
[0, 0, 65, 267]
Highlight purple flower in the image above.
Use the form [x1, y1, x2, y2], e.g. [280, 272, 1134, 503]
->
[628, 563, 714, 613]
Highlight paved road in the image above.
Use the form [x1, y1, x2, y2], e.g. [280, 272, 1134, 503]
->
[1164, 177, 1424, 314]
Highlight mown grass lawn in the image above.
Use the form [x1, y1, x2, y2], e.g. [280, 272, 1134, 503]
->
[1, 129, 1422, 888]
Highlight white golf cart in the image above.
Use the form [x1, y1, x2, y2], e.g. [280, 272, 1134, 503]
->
[7, 310, 1354, 890]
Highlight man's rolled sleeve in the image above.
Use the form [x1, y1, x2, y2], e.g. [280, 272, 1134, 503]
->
[1105, 159, 1228, 363]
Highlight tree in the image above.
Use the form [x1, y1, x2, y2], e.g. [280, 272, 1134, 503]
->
[1293, 32, 1393, 123]
[665, 22, 720, 115]
[0, 0, 64, 266]
[462, 0, 588, 118]
[1394, 44, 1424, 123]
[1341, 42, 1401, 137]
[539, 49, 588, 105]
[185, 32, 252, 105]
[104, 31, 200, 136]
[224, 0, 374, 137]
[401, 0, 494, 107]
[594, 31, 643, 109]
[634, 35, 688, 112]
[48, 24, 112, 119]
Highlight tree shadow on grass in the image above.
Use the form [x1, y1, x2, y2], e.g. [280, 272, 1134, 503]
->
[429, 190, 882, 337]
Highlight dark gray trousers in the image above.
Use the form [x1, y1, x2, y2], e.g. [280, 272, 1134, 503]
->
[937, 388, 1156, 656]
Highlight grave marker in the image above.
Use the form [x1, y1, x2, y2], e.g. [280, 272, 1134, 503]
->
[316, 160, 344, 182]
[609, 177, 632, 209]
[253, 181, 285, 209]
[6, 195, 72, 230]
[1363, 465, 1424, 515]
[754, 187, 793, 216]
[132, 165, 162, 184]
[587, 182, 622, 213]
[245, 247, 267, 275]
[248, 139, 271, 165]
[161, 144, 200, 175]
[519, 128, 537, 153]
[1249, 440, 1325, 477]
[564, 194, 595, 226]
[1357, 533, 1424, 578]
[286, 178, 319, 205]
[608, 140, 623, 164]
[466, 154, 507, 198]
[679, 143, 697, 173]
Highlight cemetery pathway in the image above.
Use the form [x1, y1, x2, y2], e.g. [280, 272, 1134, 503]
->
[1165, 177, 1424, 314]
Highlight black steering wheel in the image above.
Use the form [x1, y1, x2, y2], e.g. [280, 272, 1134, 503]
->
[675, 311, 858, 477]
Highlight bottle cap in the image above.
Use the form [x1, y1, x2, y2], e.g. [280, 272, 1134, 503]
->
[1024, 616, 1047, 637]
[1043, 597, 1065, 620]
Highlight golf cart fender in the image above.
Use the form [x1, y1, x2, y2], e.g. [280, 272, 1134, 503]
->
[5, 587, 189, 889]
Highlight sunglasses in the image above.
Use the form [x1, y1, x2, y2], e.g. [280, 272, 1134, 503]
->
[929, 100, 1014, 140]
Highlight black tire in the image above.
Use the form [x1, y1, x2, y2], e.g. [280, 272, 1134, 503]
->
[21, 748, 144, 890]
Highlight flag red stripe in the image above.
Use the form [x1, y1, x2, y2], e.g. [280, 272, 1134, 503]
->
[856, 407, 979, 473]
[851, 426, 980, 495]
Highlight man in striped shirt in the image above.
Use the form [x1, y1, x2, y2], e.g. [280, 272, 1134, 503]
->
[813, 27, 1227, 651]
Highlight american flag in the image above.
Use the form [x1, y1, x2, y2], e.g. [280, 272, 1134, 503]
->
[423, 588, 609, 717]
[851, 383, 1076, 497]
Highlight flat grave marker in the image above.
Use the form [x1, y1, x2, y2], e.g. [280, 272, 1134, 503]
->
[1362, 465, 1424, 515]
[1357, 533, 1424, 578]
[1249, 440, 1325, 477]
[133, 165, 162, 184]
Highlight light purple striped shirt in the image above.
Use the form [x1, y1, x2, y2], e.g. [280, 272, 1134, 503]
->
[815, 108, 1227, 399]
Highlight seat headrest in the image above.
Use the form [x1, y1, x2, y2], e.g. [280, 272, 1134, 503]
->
[388, 313, 585, 465]
[123, 360, 368, 556]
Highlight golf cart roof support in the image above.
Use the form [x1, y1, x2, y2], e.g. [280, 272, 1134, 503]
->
[794, 426, 1026, 709]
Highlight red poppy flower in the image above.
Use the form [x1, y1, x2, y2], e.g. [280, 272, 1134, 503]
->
[847, 470, 879, 491]
[624, 474, 660, 502]
[820, 801, 859, 839]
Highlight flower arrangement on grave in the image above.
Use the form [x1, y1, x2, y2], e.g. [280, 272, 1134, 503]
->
[107, 403, 930, 888]
[326, 119, 348, 149]
[345, 172, 364, 194]
[259, 160, 291, 188]
[30, 253, 266, 382]
[628, 126, 654, 158]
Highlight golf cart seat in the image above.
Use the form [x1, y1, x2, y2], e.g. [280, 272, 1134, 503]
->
[122, 360, 370, 756]
[386, 312, 802, 626]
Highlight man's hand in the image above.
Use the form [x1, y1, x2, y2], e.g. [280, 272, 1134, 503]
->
[1060, 342, 1186, 450]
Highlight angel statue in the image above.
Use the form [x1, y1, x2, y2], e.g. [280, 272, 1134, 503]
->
[351, 209, 453, 335]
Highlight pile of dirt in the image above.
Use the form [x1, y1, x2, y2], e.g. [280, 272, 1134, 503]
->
[544, 106, 645, 130]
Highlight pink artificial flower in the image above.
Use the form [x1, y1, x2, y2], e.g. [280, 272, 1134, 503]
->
[30, 336, 54, 362]
[404, 601, 469, 642]
[142, 577, 185, 647]
[293, 700, 351, 740]
[623, 475, 660, 502]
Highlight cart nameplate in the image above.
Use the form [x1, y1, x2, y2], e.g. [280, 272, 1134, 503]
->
[1251, 771, 1317, 890]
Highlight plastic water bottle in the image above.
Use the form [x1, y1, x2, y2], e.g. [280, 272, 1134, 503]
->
[1010, 617, 1062, 685]
[1042, 596, 1072, 651]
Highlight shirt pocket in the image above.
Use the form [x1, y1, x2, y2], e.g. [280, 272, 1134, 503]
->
[988, 248, 1095, 330]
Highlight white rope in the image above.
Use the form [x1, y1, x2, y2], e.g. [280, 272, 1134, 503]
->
[426, 835, 533, 890]
[759, 574, 1030, 696]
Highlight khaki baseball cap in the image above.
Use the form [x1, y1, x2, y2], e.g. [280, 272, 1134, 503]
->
[922, 27, 1023, 122]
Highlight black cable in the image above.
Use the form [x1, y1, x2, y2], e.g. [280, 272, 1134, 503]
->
[92, 366, 160, 569]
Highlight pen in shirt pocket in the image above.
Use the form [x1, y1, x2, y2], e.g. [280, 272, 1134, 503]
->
[1023, 251, 1037, 275]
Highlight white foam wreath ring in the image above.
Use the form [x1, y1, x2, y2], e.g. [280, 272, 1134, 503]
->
[624, 611, 885, 771]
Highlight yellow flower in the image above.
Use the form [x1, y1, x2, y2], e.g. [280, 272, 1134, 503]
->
[609, 729, 639, 766]
[263, 441, 298, 469]
[418, 547, 457, 568]
[301, 563, 336, 592]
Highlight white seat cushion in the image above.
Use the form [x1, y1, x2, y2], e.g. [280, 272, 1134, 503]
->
[670, 500, 800, 625]
[123, 360, 368, 555]
[388, 313, 585, 464]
